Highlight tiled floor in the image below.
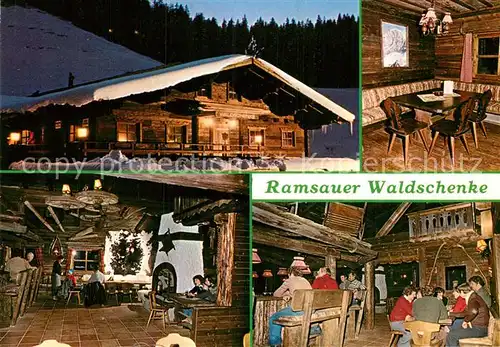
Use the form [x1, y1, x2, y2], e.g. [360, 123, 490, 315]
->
[0, 296, 189, 347]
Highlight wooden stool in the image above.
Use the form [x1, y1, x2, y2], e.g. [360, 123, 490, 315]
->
[66, 291, 81, 305]
[388, 329, 404, 347]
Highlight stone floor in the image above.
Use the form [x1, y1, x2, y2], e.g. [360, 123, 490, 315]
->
[0, 296, 189, 347]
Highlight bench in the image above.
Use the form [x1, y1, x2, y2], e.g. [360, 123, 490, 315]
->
[274, 289, 352, 347]
[459, 318, 500, 347]
[362, 80, 500, 127]
[346, 290, 367, 340]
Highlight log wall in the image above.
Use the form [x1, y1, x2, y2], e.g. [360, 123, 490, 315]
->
[374, 239, 490, 298]
[362, 1, 436, 87]
[435, 13, 500, 84]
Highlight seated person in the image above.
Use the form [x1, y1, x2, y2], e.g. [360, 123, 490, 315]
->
[468, 276, 492, 309]
[26, 252, 39, 267]
[346, 271, 366, 304]
[434, 287, 448, 306]
[312, 267, 338, 289]
[268, 267, 320, 347]
[186, 275, 205, 297]
[389, 286, 417, 347]
[413, 285, 448, 323]
[449, 286, 467, 330]
[67, 269, 77, 287]
[198, 277, 217, 302]
[339, 274, 350, 290]
[83, 266, 106, 307]
[446, 283, 489, 347]
[58, 270, 77, 300]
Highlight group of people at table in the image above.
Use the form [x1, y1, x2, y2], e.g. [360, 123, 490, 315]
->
[267, 266, 365, 347]
[389, 276, 492, 347]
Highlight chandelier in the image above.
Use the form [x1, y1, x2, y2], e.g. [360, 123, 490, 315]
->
[419, 2, 452, 36]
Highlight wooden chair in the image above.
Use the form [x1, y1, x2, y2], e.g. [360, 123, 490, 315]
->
[66, 290, 81, 305]
[347, 290, 367, 339]
[146, 291, 170, 330]
[156, 333, 196, 347]
[119, 283, 134, 303]
[387, 315, 404, 347]
[380, 98, 429, 167]
[469, 89, 492, 148]
[429, 98, 475, 165]
[459, 317, 499, 347]
[106, 283, 119, 306]
[274, 289, 352, 347]
[404, 320, 441, 347]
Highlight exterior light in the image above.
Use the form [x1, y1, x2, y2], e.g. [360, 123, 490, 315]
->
[62, 184, 71, 195]
[228, 119, 238, 129]
[254, 135, 263, 144]
[76, 127, 88, 139]
[9, 132, 21, 143]
[94, 179, 102, 190]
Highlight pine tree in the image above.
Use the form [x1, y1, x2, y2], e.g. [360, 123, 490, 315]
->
[109, 232, 143, 275]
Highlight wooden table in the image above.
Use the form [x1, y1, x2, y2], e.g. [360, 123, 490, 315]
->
[253, 296, 288, 347]
[392, 89, 480, 115]
[168, 293, 216, 321]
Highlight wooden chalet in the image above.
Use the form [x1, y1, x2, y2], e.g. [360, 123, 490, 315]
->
[362, 0, 500, 171]
[0, 173, 249, 346]
[1, 55, 354, 166]
[252, 201, 500, 347]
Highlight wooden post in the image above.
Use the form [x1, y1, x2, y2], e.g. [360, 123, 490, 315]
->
[191, 115, 198, 152]
[492, 235, 500, 314]
[325, 253, 338, 280]
[365, 261, 375, 330]
[418, 247, 426, 287]
[215, 212, 236, 307]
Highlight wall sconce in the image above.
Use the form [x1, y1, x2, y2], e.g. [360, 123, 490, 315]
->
[8, 132, 21, 144]
[62, 184, 71, 195]
[94, 179, 102, 190]
[76, 127, 88, 139]
[277, 267, 288, 282]
[252, 271, 259, 279]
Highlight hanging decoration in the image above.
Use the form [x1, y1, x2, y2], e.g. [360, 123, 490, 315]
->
[419, 1, 453, 36]
[157, 229, 175, 255]
[109, 231, 144, 275]
[49, 236, 62, 257]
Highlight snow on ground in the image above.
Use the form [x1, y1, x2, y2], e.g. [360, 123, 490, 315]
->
[8, 150, 359, 172]
[0, 5, 162, 96]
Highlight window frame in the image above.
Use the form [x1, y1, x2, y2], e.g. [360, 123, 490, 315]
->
[166, 125, 184, 143]
[474, 33, 500, 78]
[21, 130, 33, 145]
[69, 125, 76, 142]
[117, 122, 137, 142]
[248, 128, 265, 147]
[281, 129, 295, 148]
[72, 249, 100, 272]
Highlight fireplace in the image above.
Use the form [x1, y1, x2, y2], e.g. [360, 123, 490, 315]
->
[152, 262, 176, 294]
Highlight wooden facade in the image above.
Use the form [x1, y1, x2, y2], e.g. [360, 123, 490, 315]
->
[6, 81, 305, 160]
[362, 1, 436, 88]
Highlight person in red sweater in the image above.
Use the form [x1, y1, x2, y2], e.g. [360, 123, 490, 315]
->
[312, 267, 338, 290]
[389, 286, 417, 347]
[450, 287, 466, 313]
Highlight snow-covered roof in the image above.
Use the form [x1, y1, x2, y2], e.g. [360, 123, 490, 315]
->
[0, 5, 162, 96]
[0, 54, 355, 123]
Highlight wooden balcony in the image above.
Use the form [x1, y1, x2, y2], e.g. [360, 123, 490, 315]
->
[407, 203, 477, 242]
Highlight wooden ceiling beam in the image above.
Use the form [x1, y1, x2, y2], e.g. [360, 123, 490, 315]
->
[375, 203, 412, 238]
[253, 202, 377, 257]
[452, 0, 478, 11]
[476, 0, 493, 7]
[455, 5, 500, 17]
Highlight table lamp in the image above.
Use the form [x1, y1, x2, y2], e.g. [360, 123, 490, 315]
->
[262, 269, 273, 295]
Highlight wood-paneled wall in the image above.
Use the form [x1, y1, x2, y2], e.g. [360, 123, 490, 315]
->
[435, 13, 500, 84]
[362, 1, 436, 88]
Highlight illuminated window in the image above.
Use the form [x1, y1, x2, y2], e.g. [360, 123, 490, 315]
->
[167, 125, 183, 143]
[69, 125, 76, 142]
[21, 130, 33, 145]
[55, 120, 62, 129]
[281, 130, 295, 147]
[73, 250, 100, 271]
[249, 129, 265, 146]
[82, 118, 89, 127]
[228, 90, 238, 100]
[117, 123, 136, 142]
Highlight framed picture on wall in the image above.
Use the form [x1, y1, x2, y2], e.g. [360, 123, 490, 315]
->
[381, 21, 409, 68]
